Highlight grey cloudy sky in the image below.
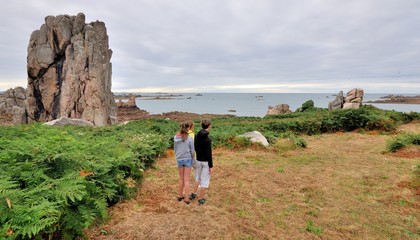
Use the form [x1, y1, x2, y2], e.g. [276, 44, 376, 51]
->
[1, 0, 419, 93]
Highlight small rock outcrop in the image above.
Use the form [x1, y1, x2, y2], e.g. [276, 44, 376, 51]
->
[267, 104, 292, 115]
[116, 94, 137, 108]
[0, 87, 27, 124]
[26, 13, 117, 126]
[328, 91, 344, 111]
[44, 116, 95, 127]
[329, 88, 364, 110]
[238, 131, 269, 147]
[0, 87, 27, 114]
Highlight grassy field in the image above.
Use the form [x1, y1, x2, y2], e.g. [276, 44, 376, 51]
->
[86, 122, 419, 239]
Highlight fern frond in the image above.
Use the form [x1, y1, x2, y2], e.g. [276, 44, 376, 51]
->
[53, 172, 87, 203]
[8, 199, 60, 239]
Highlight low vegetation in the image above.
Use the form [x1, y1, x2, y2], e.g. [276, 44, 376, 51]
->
[211, 105, 419, 147]
[0, 106, 419, 239]
[0, 121, 172, 239]
[387, 133, 420, 152]
[87, 121, 420, 239]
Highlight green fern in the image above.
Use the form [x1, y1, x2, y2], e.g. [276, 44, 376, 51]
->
[0, 121, 170, 239]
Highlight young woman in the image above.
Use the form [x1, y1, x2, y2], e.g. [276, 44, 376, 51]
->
[174, 122, 195, 204]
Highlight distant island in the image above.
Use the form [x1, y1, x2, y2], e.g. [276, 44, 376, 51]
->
[114, 93, 184, 100]
[365, 95, 420, 104]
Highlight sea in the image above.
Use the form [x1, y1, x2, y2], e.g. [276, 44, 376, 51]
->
[132, 93, 420, 117]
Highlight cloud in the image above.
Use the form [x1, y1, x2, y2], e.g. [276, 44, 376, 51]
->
[0, 0, 419, 93]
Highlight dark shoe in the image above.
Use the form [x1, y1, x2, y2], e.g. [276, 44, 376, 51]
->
[198, 198, 206, 205]
[189, 193, 197, 200]
[184, 200, 190, 205]
[177, 196, 184, 202]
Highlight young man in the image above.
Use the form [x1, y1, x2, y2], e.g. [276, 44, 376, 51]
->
[190, 119, 213, 205]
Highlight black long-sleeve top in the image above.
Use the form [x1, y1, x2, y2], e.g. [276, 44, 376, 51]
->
[194, 129, 213, 168]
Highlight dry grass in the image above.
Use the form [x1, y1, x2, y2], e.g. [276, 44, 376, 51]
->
[87, 122, 420, 240]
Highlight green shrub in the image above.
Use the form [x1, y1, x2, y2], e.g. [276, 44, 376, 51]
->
[386, 133, 420, 152]
[273, 138, 297, 152]
[280, 132, 307, 148]
[230, 136, 253, 148]
[295, 100, 318, 112]
[211, 107, 418, 148]
[274, 132, 307, 152]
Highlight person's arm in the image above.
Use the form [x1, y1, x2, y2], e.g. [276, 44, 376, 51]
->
[190, 138, 195, 160]
[206, 138, 213, 168]
[173, 136, 177, 159]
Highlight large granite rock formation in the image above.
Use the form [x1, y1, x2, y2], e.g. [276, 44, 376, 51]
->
[328, 88, 364, 110]
[26, 13, 117, 126]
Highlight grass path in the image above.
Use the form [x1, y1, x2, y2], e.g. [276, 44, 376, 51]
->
[87, 122, 419, 239]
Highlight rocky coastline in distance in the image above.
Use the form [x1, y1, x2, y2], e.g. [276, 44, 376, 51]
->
[365, 94, 420, 104]
[114, 93, 202, 100]
[114, 93, 420, 104]
[1, 92, 419, 126]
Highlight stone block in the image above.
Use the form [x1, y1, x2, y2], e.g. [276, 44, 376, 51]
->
[343, 102, 361, 110]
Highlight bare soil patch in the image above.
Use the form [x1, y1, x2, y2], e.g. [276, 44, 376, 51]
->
[86, 122, 420, 239]
[391, 145, 420, 159]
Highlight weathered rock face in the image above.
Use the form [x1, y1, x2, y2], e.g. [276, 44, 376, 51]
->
[26, 13, 117, 126]
[0, 87, 28, 124]
[267, 104, 292, 115]
[12, 106, 27, 125]
[328, 91, 344, 111]
[346, 88, 364, 102]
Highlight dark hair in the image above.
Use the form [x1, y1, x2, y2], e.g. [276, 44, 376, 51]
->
[201, 119, 211, 129]
[179, 122, 189, 141]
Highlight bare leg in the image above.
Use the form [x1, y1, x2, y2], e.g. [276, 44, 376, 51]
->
[178, 167, 184, 198]
[198, 187, 207, 200]
[192, 180, 200, 194]
[183, 167, 191, 201]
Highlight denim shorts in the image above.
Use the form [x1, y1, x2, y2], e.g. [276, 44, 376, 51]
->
[177, 159, 192, 168]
